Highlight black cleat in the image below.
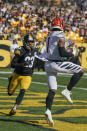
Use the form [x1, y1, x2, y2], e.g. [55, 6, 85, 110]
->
[9, 109, 16, 116]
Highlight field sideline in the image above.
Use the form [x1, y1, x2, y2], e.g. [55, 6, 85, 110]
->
[0, 69, 87, 131]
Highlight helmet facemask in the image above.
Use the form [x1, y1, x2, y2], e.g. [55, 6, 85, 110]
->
[23, 33, 34, 50]
[26, 41, 34, 50]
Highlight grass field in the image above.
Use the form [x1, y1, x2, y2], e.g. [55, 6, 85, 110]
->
[0, 68, 87, 131]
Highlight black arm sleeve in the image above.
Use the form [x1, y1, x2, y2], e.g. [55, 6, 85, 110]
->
[59, 47, 74, 57]
[11, 57, 24, 68]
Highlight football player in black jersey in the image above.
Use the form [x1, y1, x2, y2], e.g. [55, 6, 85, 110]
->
[8, 33, 38, 116]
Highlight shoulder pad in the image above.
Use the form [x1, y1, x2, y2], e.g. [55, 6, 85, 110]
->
[14, 46, 22, 56]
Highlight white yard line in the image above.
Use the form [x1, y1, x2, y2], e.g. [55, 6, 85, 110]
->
[0, 71, 87, 76]
[0, 71, 87, 79]
[0, 76, 87, 91]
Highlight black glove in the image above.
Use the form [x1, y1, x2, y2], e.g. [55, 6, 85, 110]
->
[68, 56, 75, 62]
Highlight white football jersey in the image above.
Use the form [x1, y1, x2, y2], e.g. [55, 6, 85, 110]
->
[46, 31, 65, 61]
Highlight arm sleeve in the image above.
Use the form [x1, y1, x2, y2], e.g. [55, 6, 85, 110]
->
[59, 47, 74, 57]
[11, 56, 24, 68]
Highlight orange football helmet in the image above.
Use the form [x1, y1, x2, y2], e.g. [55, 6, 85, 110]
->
[51, 17, 65, 31]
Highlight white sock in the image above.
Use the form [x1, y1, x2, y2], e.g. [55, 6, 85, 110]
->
[13, 105, 17, 110]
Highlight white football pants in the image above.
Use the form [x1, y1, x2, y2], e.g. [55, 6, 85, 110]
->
[45, 61, 82, 90]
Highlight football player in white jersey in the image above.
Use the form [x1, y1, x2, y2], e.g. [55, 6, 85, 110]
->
[44, 17, 84, 126]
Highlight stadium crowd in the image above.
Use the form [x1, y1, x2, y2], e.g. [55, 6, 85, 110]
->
[0, 0, 87, 42]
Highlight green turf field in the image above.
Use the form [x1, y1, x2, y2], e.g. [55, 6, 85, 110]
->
[0, 68, 87, 131]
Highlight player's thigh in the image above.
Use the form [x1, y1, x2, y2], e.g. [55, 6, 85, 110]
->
[20, 76, 32, 90]
[57, 61, 82, 73]
[45, 61, 82, 74]
[46, 72, 57, 90]
[45, 61, 65, 73]
[8, 73, 19, 94]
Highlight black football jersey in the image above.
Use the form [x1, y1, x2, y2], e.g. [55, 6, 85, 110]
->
[11, 46, 37, 76]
